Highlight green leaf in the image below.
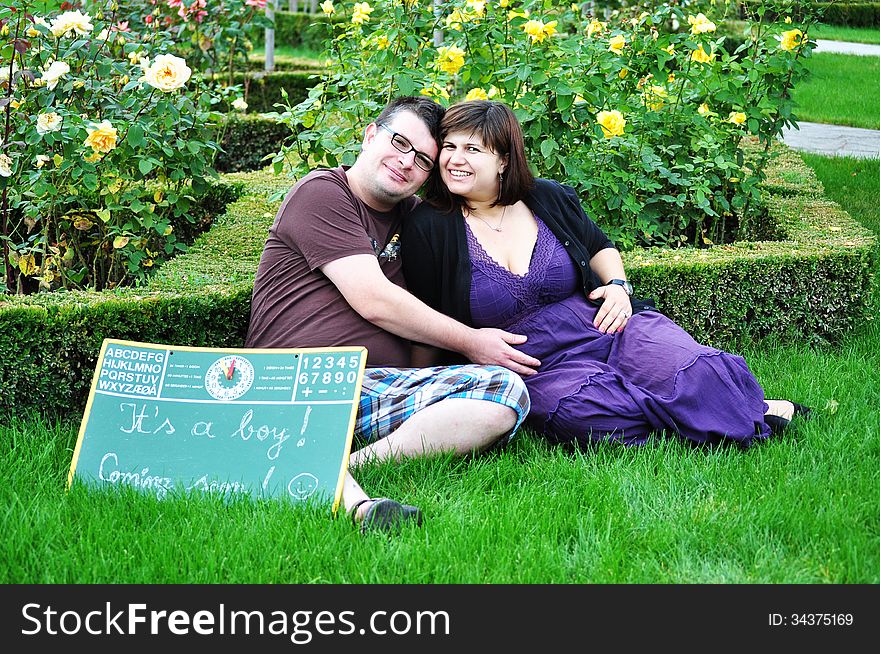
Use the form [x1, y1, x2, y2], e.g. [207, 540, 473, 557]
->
[127, 124, 145, 147]
[397, 74, 416, 96]
[540, 138, 559, 158]
[139, 159, 154, 176]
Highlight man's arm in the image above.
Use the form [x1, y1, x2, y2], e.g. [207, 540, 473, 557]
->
[322, 255, 541, 375]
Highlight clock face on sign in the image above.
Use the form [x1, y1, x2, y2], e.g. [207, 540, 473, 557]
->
[205, 356, 255, 401]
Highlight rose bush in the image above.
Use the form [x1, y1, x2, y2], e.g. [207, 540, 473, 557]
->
[1, 1, 229, 293]
[273, 0, 818, 250]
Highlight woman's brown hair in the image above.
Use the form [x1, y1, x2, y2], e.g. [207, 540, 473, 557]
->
[424, 100, 534, 212]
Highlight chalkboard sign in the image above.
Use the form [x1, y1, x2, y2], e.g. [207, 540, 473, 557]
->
[67, 339, 367, 514]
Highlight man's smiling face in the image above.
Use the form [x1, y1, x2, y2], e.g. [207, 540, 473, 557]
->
[353, 110, 438, 211]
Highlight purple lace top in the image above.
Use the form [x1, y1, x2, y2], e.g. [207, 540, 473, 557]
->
[467, 216, 579, 331]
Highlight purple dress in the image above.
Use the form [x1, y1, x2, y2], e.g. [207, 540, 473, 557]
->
[467, 217, 772, 447]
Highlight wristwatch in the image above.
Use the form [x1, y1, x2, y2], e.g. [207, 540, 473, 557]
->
[608, 279, 633, 296]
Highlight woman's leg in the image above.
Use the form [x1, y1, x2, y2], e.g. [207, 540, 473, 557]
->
[608, 311, 771, 447]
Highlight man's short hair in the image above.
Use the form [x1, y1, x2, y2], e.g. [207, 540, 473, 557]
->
[375, 97, 446, 141]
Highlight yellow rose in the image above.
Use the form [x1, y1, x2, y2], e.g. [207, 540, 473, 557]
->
[436, 45, 466, 75]
[446, 8, 467, 31]
[697, 103, 711, 116]
[420, 83, 450, 100]
[663, 44, 675, 55]
[608, 35, 626, 54]
[728, 111, 747, 125]
[497, 0, 509, 7]
[320, 0, 335, 15]
[596, 110, 625, 138]
[586, 20, 607, 38]
[142, 54, 191, 92]
[784, 16, 792, 24]
[352, 2, 373, 25]
[49, 10, 94, 38]
[466, 0, 486, 16]
[375, 33, 390, 50]
[522, 19, 557, 44]
[36, 111, 63, 135]
[84, 120, 118, 153]
[522, 20, 544, 42]
[643, 85, 668, 111]
[35, 155, 52, 169]
[619, 68, 628, 79]
[465, 87, 489, 101]
[778, 29, 803, 52]
[691, 45, 715, 64]
[687, 13, 717, 35]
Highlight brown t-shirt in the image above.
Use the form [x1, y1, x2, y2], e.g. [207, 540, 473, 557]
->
[245, 167, 416, 367]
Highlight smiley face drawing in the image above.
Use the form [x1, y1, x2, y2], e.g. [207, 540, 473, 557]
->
[205, 355, 255, 401]
[287, 473, 319, 500]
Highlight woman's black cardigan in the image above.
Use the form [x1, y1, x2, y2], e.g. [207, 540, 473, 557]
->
[402, 178, 655, 341]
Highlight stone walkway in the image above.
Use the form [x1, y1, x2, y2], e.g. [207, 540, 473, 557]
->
[814, 39, 880, 56]
[779, 40, 880, 159]
[781, 122, 880, 159]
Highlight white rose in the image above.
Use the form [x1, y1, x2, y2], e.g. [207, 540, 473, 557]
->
[232, 98, 248, 111]
[42, 60, 71, 91]
[0, 61, 18, 83]
[0, 153, 13, 177]
[36, 112, 63, 135]
[142, 54, 191, 92]
[49, 10, 94, 38]
[35, 155, 51, 168]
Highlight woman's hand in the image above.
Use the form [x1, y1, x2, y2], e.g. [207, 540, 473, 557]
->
[588, 284, 632, 334]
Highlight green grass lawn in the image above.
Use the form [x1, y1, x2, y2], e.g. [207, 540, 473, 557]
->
[793, 53, 880, 129]
[800, 155, 880, 234]
[246, 44, 327, 71]
[3, 325, 879, 583]
[811, 24, 880, 45]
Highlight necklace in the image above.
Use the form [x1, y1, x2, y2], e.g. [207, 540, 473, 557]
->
[468, 204, 508, 232]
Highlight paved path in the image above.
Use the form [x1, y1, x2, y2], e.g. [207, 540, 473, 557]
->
[814, 39, 880, 56]
[781, 122, 880, 158]
[778, 40, 880, 158]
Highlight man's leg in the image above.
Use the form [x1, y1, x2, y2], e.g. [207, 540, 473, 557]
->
[349, 365, 530, 466]
[350, 398, 515, 464]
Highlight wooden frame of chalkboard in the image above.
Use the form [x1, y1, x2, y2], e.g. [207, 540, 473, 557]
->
[67, 339, 368, 515]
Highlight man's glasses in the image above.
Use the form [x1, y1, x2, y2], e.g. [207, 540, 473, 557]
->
[377, 123, 435, 172]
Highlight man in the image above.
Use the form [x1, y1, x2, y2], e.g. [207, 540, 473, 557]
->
[246, 97, 539, 533]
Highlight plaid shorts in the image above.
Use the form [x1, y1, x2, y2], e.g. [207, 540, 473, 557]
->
[355, 365, 530, 445]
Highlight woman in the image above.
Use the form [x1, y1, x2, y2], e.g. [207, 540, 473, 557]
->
[402, 100, 808, 448]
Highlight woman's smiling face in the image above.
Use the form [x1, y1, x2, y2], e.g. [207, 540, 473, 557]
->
[439, 131, 507, 203]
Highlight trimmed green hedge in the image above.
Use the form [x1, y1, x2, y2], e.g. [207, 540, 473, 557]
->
[248, 11, 344, 50]
[230, 70, 320, 114]
[1, 146, 876, 417]
[740, 1, 880, 28]
[216, 114, 293, 173]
